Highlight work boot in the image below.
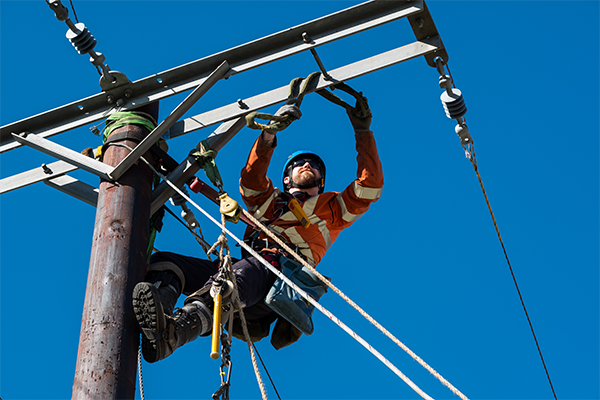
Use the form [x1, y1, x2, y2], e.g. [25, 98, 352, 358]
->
[133, 282, 172, 362]
[158, 301, 213, 360]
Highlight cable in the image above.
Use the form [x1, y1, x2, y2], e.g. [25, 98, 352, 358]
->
[163, 205, 213, 253]
[123, 143, 458, 399]
[161, 176, 435, 400]
[252, 343, 282, 400]
[68, 0, 79, 23]
[464, 143, 558, 400]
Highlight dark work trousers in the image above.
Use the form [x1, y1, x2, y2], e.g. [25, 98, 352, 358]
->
[149, 251, 278, 321]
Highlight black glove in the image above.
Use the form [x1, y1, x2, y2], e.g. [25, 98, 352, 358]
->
[346, 97, 372, 133]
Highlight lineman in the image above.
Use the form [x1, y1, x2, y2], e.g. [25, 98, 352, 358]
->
[133, 95, 383, 362]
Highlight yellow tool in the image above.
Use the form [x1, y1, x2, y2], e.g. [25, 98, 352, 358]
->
[288, 197, 311, 228]
[219, 193, 241, 223]
[210, 292, 223, 360]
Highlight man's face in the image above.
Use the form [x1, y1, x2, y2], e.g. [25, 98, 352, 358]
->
[289, 160, 322, 188]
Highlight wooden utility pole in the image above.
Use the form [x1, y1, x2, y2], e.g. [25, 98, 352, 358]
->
[72, 103, 159, 399]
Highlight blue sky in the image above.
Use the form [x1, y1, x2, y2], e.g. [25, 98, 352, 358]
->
[1, 1, 598, 400]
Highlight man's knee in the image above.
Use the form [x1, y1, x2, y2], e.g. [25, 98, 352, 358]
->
[147, 260, 186, 295]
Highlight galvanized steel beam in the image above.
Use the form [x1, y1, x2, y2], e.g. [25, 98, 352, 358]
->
[109, 61, 230, 180]
[0, 160, 78, 194]
[11, 132, 113, 180]
[0, 0, 425, 153]
[44, 175, 99, 206]
[149, 118, 247, 216]
[0, 36, 442, 197]
[168, 37, 443, 140]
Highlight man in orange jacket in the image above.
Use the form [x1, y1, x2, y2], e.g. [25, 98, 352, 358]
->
[133, 98, 383, 363]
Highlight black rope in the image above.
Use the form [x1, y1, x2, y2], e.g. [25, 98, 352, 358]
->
[252, 343, 282, 400]
[443, 58, 556, 398]
[68, 0, 79, 23]
[163, 205, 202, 240]
[464, 142, 558, 400]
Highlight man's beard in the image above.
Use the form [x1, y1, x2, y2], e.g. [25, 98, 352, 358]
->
[293, 170, 319, 188]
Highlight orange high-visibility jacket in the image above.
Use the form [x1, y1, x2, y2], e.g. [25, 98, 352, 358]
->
[239, 131, 383, 266]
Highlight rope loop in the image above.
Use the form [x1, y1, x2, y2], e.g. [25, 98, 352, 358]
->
[189, 140, 224, 191]
[137, 149, 467, 400]
[102, 111, 157, 143]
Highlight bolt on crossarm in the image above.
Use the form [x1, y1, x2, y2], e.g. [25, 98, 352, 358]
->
[72, 102, 159, 400]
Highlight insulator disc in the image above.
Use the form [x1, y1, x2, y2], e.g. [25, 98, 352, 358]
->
[440, 88, 467, 119]
[66, 23, 97, 55]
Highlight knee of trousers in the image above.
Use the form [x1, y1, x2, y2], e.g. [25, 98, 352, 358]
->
[147, 261, 186, 293]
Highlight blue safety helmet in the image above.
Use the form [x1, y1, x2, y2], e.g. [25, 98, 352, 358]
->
[281, 150, 326, 194]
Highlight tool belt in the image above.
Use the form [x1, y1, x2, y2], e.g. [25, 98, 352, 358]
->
[242, 236, 304, 260]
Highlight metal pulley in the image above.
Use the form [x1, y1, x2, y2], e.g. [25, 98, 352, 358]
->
[219, 193, 241, 223]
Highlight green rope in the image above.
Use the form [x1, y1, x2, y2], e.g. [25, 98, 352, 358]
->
[245, 72, 321, 133]
[245, 112, 294, 132]
[189, 140, 224, 190]
[102, 111, 157, 143]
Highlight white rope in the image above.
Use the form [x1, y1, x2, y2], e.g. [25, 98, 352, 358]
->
[240, 210, 470, 400]
[213, 221, 268, 400]
[132, 151, 458, 400]
[138, 343, 145, 400]
[159, 178, 433, 400]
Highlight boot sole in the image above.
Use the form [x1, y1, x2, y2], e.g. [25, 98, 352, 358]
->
[132, 282, 167, 363]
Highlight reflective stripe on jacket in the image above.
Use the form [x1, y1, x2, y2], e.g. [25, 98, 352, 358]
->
[239, 131, 383, 266]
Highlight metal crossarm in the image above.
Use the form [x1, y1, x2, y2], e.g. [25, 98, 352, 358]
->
[168, 37, 443, 140]
[0, 36, 443, 202]
[44, 175, 99, 206]
[11, 132, 113, 180]
[0, 0, 427, 153]
[150, 118, 247, 215]
[0, 160, 78, 194]
[109, 61, 230, 180]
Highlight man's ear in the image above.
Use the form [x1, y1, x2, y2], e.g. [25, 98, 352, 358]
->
[283, 176, 290, 184]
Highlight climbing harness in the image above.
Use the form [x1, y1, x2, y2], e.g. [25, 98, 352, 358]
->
[159, 173, 464, 400]
[135, 83, 465, 399]
[134, 77, 470, 399]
